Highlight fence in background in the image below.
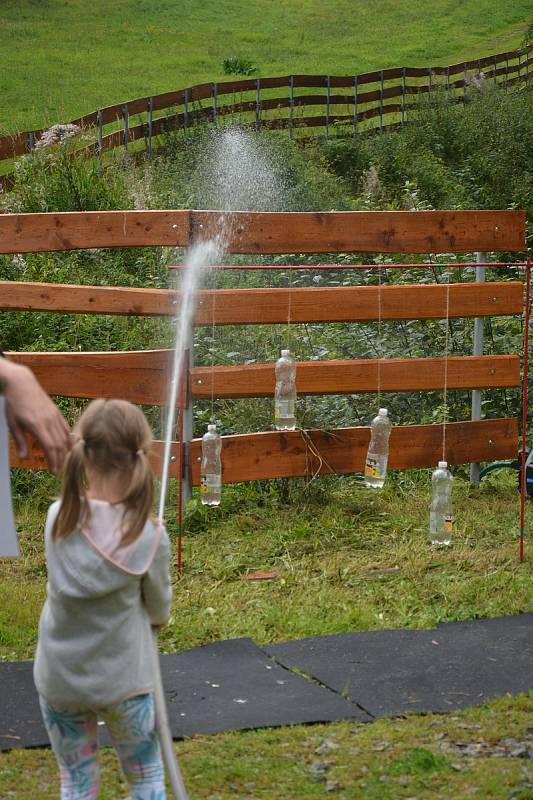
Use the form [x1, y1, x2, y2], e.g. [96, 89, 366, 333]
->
[0, 45, 531, 179]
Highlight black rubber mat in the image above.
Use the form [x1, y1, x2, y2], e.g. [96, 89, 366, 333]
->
[265, 613, 533, 718]
[0, 637, 366, 751]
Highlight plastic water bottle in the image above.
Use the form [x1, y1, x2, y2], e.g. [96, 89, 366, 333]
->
[275, 349, 296, 431]
[429, 461, 453, 545]
[364, 408, 392, 488]
[200, 424, 221, 506]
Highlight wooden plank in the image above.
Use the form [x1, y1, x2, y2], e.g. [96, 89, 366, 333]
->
[0, 281, 522, 323]
[0, 210, 190, 253]
[188, 282, 523, 326]
[6, 350, 173, 405]
[191, 355, 520, 399]
[9, 437, 181, 478]
[11, 419, 517, 479]
[188, 418, 518, 483]
[3, 351, 520, 405]
[190, 210, 526, 254]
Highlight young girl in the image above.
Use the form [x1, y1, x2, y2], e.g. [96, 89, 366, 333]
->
[34, 398, 172, 800]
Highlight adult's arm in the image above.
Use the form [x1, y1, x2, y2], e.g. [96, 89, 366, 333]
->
[0, 355, 70, 474]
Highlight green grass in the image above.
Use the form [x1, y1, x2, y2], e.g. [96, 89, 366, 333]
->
[0, 0, 531, 132]
[2, 469, 531, 796]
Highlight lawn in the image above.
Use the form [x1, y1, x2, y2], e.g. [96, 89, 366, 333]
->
[0, 0, 531, 132]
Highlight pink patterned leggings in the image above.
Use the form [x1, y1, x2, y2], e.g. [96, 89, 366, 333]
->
[39, 693, 166, 800]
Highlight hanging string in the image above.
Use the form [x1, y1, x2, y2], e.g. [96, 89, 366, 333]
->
[442, 266, 451, 461]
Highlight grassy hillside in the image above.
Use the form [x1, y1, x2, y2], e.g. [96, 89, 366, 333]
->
[0, 0, 531, 132]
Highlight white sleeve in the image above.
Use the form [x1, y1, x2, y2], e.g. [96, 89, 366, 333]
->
[141, 525, 172, 625]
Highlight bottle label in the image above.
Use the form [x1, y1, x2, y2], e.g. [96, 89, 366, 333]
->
[444, 514, 453, 534]
[365, 455, 385, 478]
[200, 474, 221, 494]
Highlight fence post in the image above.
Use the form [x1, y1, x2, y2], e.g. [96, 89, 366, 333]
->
[505, 54, 509, 90]
[212, 83, 217, 126]
[146, 97, 153, 157]
[289, 75, 294, 138]
[353, 75, 358, 136]
[470, 251, 487, 487]
[445, 66, 450, 102]
[428, 67, 432, 101]
[463, 63, 468, 98]
[123, 104, 129, 160]
[401, 67, 406, 125]
[255, 78, 261, 131]
[325, 75, 330, 138]
[27, 131, 35, 153]
[493, 55, 497, 86]
[97, 110, 103, 160]
[379, 70, 384, 131]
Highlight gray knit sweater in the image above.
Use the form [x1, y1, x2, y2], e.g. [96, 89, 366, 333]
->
[34, 499, 172, 709]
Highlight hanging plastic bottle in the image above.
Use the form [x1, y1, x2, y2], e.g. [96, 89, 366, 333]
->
[275, 349, 297, 431]
[429, 461, 453, 545]
[364, 408, 392, 488]
[200, 424, 222, 506]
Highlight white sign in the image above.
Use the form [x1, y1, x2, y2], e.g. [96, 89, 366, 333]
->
[0, 397, 19, 557]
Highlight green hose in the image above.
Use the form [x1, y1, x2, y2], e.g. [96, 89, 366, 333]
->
[478, 461, 515, 480]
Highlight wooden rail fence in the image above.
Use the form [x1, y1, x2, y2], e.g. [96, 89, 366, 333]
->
[0, 45, 531, 181]
[0, 209, 526, 487]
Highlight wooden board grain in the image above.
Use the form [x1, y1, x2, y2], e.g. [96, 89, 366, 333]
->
[188, 418, 518, 483]
[10, 419, 517, 479]
[0, 281, 522, 323]
[191, 355, 520, 399]
[0, 210, 190, 253]
[190, 210, 526, 254]
[3, 351, 520, 405]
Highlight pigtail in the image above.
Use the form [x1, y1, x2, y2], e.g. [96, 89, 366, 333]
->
[52, 439, 89, 540]
[120, 448, 153, 545]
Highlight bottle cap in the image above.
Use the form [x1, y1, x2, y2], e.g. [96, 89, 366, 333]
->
[438, 460, 448, 469]
[208, 424, 217, 432]
[378, 408, 388, 416]
[281, 349, 290, 357]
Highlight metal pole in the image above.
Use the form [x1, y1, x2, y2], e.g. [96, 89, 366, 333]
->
[519, 260, 531, 562]
[401, 67, 406, 126]
[289, 76, 294, 139]
[123, 104, 129, 160]
[184, 89, 189, 135]
[181, 337, 194, 508]
[212, 83, 217, 126]
[97, 110, 103, 159]
[147, 97, 153, 157]
[379, 70, 384, 131]
[255, 78, 261, 131]
[353, 75, 358, 137]
[470, 251, 487, 486]
[325, 76, 330, 139]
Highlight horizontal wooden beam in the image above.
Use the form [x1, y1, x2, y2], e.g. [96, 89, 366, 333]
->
[0, 210, 525, 254]
[190, 210, 525, 254]
[10, 418, 518, 481]
[5, 351, 520, 404]
[191, 355, 520, 398]
[188, 418, 517, 483]
[0, 281, 523, 323]
[0, 210, 190, 253]
[9, 437, 181, 478]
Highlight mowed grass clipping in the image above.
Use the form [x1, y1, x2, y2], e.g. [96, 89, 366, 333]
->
[0, 0, 531, 132]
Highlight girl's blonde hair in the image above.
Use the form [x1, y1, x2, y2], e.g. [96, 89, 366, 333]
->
[52, 399, 154, 544]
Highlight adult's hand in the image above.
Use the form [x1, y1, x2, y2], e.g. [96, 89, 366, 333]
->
[0, 359, 70, 474]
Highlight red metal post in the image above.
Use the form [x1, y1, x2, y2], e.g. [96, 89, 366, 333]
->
[519, 261, 531, 561]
